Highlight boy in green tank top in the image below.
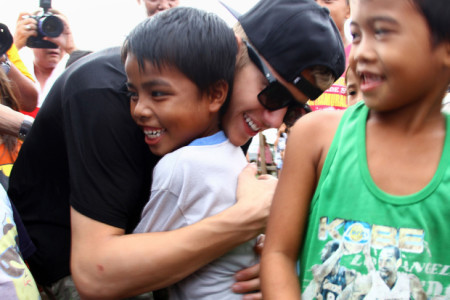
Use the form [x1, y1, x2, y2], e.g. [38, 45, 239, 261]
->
[261, 0, 450, 299]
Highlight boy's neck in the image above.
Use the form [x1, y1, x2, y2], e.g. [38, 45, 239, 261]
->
[199, 120, 222, 139]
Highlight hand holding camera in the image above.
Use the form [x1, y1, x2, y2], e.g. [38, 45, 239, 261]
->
[14, 0, 76, 54]
[14, 12, 39, 50]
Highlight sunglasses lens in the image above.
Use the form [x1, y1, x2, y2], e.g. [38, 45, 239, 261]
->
[258, 82, 293, 111]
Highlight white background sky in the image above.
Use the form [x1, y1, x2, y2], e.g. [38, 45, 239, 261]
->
[1, 0, 259, 52]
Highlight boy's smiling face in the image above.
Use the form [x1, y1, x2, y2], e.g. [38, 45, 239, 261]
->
[350, 0, 449, 111]
[125, 54, 222, 156]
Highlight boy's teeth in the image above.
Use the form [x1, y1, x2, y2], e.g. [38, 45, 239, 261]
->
[362, 73, 382, 83]
[144, 129, 165, 138]
[244, 114, 260, 132]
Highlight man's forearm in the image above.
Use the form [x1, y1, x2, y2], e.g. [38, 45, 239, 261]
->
[0, 105, 27, 137]
[71, 203, 263, 299]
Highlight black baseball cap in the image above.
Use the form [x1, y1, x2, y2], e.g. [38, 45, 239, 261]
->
[221, 0, 346, 84]
[0, 23, 13, 56]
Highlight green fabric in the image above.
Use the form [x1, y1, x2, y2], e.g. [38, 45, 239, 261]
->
[299, 101, 450, 299]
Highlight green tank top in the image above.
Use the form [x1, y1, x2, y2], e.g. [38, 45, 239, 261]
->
[299, 101, 450, 299]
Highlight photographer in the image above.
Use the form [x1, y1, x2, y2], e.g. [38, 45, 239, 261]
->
[14, 9, 76, 54]
[13, 7, 79, 112]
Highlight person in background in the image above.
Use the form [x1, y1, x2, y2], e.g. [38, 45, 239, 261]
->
[0, 35, 35, 186]
[137, 0, 179, 16]
[1, 23, 38, 113]
[0, 66, 38, 298]
[13, 8, 78, 116]
[273, 123, 288, 177]
[307, 0, 351, 112]
[0, 70, 23, 187]
[261, 0, 450, 298]
[316, 0, 351, 48]
[345, 63, 362, 106]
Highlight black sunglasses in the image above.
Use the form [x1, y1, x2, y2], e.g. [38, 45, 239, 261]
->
[244, 40, 314, 127]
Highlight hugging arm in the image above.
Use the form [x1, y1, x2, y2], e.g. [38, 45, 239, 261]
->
[71, 163, 276, 299]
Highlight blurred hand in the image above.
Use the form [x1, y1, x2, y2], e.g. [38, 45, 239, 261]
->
[232, 165, 277, 299]
[236, 163, 278, 233]
[14, 12, 38, 50]
[43, 9, 77, 54]
[233, 263, 262, 300]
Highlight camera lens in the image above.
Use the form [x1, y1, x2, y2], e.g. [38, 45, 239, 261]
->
[39, 15, 63, 37]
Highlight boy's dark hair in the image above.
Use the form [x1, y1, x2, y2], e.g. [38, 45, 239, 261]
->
[122, 7, 237, 95]
[412, 0, 450, 45]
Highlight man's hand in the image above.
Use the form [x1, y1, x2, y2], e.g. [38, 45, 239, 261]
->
[233, 162, 277, 300]
[235, 163, 278, 233]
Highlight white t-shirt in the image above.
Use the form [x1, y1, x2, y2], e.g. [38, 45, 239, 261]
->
[134, 131, 258, 299]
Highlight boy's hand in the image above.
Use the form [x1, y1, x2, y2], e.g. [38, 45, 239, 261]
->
[233, 263, 262, 300]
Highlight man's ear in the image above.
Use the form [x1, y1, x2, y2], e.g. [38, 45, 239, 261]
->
[208, 80, 229, 113]
[235, 34, 243, 48]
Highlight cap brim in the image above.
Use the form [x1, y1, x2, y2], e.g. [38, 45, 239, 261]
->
[218, 0, 242, 19]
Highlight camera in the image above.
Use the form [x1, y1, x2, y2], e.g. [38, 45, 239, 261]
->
[0, 23, 13, 56]
[26, 0, 64, 49]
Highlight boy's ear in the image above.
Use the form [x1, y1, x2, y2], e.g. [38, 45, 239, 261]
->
[208, 80, 229, 113]
[443, 41, 450, 68]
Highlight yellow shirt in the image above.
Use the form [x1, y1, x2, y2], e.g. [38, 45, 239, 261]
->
[6, 44, 35, 82]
